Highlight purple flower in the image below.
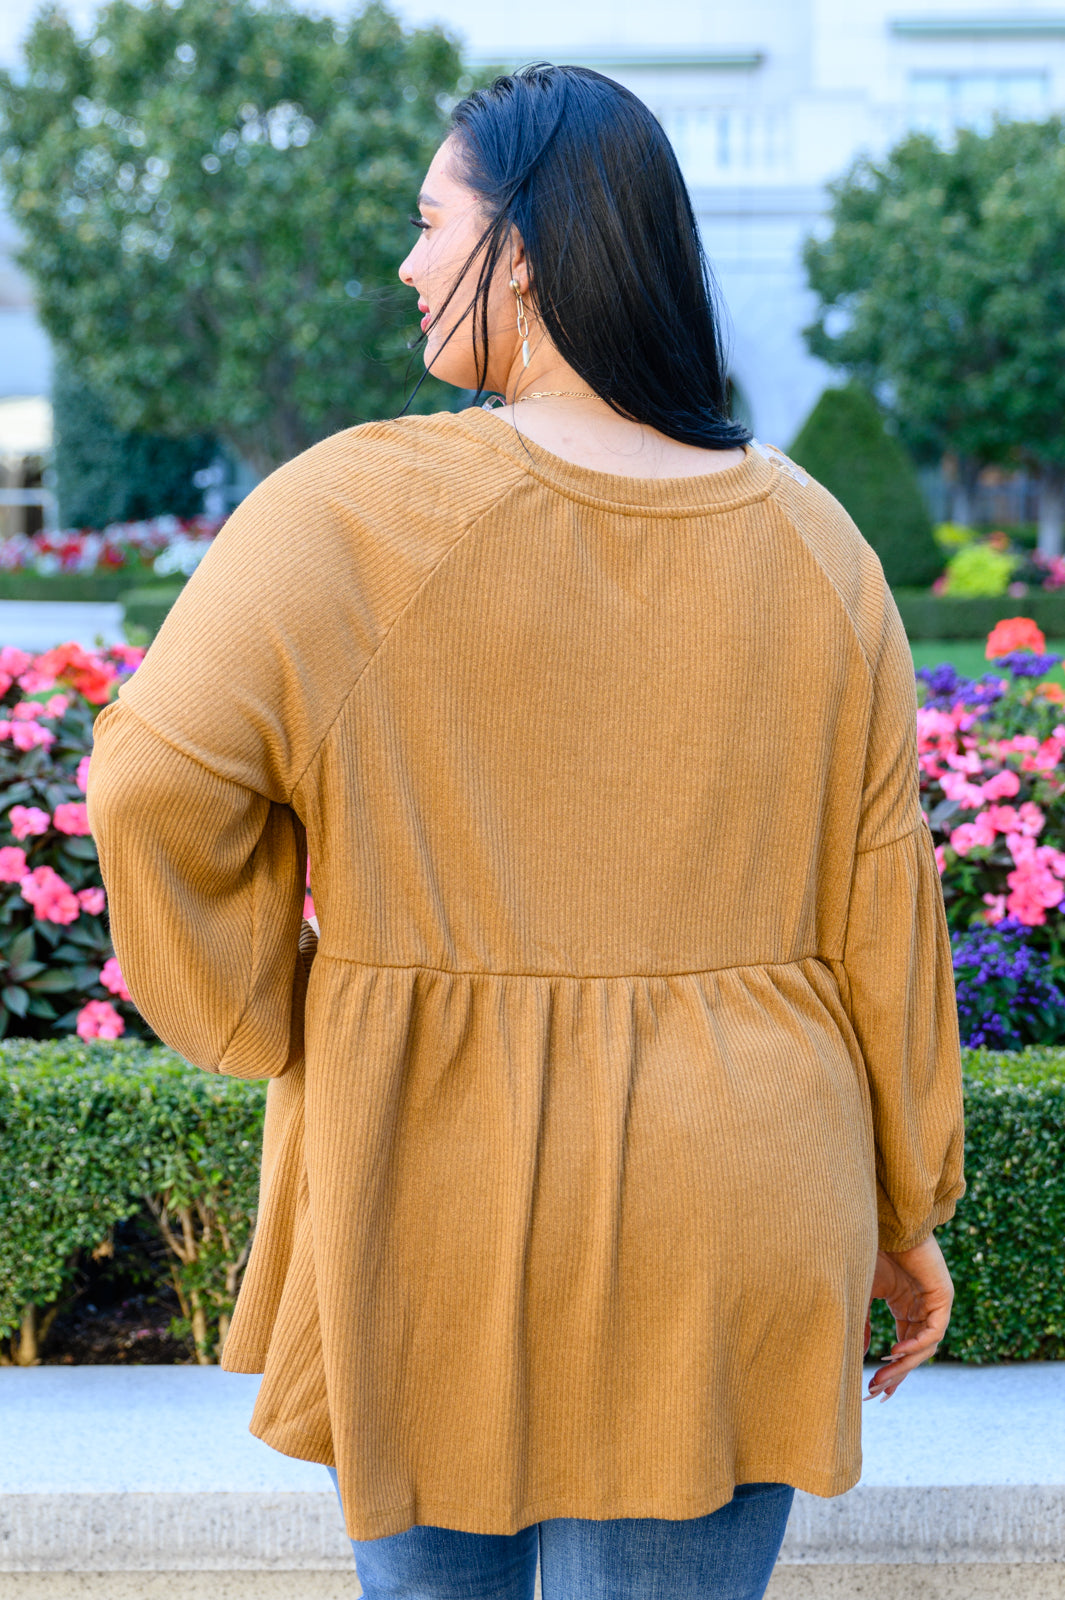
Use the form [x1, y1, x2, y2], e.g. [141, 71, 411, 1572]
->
[916, 664, 1007, 713]
[993, 651, 1064, 679]
[951, 918, 1065, 1049]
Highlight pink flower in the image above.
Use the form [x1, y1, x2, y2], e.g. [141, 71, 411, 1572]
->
[108, 643, 145, 671]
[11, 701, 42, 721]
[981, 769, 1022, 800]
[54, 801, 90, 836]
[950, 814, 996, 854]
[982, 892, 1007, 923]
[1015, 801, 1046, 836]
[944, 747, 984, 775]
[0, 672, 10, 698]
[9, 804, 50, 840]
[986, 804, 1019, 833]
[16, 669, 56, 694]
[43, 694, 69, 719]
[76, 999, 125, 1040]
[0, 845, 27, 882]
[939, 770, 986, 809]
[77, 886, 106, 915]
[0, 646, 32, 676]
[19, 864, 80, 923]
[1021, 736, 1065, 773]
[1003, 848, 1065, 924]
[99, 955, 130, 1001]
[5, 721, 56, 752]
[76, 754, 91, 794]
[1042, 847, 1065, 879]
[934, 844, 947, 876]
[304, 892, 315, 919]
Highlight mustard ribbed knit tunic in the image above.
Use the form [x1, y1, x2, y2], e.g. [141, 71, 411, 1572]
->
[86, 405, 965, 1541]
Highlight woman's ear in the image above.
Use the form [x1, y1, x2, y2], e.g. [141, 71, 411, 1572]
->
[507, 229, 530, 296]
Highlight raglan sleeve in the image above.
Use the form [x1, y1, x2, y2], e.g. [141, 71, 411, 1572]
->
[838, 582, 966, 1251]
[85, 439, 371, 1080]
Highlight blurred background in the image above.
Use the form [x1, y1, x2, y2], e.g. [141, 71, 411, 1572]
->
[2, 0, 1065, 635]
[3, 0, 1065, 1385]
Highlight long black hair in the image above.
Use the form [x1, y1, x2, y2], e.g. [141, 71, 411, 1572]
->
[413, 63, 750, 450]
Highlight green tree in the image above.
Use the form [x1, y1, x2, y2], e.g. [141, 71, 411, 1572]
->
[0, 0, 466, 474]
[789, 381, 942, 589]
[803, 118, 1065, 555]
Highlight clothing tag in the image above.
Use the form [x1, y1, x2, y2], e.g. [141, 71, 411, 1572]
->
[750, 439, 809, 486]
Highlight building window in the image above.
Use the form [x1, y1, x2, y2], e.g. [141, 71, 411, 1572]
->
[908, 70, 1049, 138]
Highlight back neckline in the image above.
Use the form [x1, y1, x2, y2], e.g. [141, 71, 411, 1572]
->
[457, 405, 779, 517]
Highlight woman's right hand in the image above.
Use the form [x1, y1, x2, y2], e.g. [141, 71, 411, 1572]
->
[864, 1232, 954, 1402]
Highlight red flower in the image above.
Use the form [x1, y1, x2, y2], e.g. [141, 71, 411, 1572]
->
[986, 617, 1046, 659]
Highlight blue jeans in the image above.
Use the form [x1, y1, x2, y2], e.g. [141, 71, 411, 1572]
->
[326, 1467, 794, 1599]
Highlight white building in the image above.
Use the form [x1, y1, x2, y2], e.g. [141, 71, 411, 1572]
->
[3, 0, 1065, 460]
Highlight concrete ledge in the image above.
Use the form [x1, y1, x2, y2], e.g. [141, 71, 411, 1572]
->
[0, 1582, 364, 1599]
[767, 1568, 1065, 1599]
[1, 1364, 1063, 1579]
[781, 1486, 1065, 1563]
[0, 1495, 352, 1572]
[1, 1568, 1065, 1600]
[4, 1485, 1065, 1572]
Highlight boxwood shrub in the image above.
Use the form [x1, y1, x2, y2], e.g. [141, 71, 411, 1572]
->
[1, 1041, 1062, 1366]
[893, 587, 1065, 641]
[0, 1039, 262, 1365]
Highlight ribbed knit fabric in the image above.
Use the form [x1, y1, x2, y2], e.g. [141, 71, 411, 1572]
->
[86, 405, 965, 1541]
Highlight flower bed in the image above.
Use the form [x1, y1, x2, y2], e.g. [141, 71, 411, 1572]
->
[893, 523, 1065, 640]
[0, 641, 149, 1043]
[0, 638, 315, 1045]
[917, 617, 1065, 1007]
[0, 516, 222, 582]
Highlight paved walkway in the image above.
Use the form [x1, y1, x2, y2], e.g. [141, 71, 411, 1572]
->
[0, 601, 125, 654]
[4, 1361, 1064, 1497]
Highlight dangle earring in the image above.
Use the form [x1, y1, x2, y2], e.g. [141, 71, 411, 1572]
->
[510, 278, 530, 368]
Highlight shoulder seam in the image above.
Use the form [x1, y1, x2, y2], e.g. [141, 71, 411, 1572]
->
[287, 471, 528, 801]
[766, 485, 880, 680]
[109, 692, 271, 797]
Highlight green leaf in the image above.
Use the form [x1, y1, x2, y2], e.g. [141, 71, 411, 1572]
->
[25, 969, 81, 993]
[59, 839, 100, 861]
[7, 962, 46, 983]
[2, 986, 28, 1017]
[7, 928, 36, 968]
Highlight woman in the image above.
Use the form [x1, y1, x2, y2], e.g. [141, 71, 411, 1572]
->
[87, 63, 964, 1600]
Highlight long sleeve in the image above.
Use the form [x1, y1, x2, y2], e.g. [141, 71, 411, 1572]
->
[87, 699, 317, 1078]
[836, 585, 966, 1251]
[83, 429, 384, 1078]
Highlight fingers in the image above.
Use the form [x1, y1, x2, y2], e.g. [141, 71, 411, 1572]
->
[864, 1320, 947, 1400]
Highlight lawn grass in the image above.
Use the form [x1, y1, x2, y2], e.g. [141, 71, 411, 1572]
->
[910, 638, 1065, 690]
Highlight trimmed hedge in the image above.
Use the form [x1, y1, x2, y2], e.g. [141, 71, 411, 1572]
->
[0, 1039, 261, 1364]
[2, 1041, 1062, 1366]
[0, 572, 158, 603]
[895, 587, 1065, 640]
[120, 583, 187, 645]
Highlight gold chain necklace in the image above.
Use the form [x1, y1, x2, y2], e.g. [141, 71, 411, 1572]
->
[517, 390, 598, 402]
